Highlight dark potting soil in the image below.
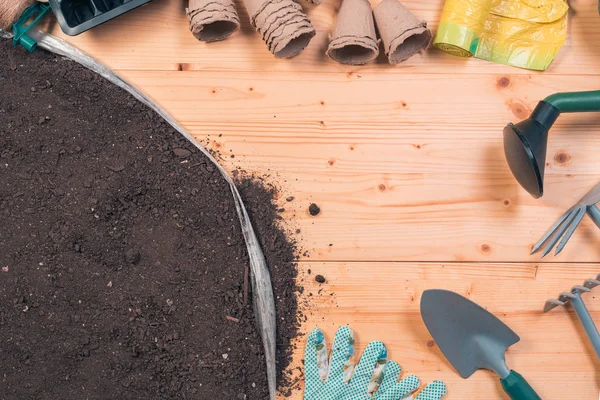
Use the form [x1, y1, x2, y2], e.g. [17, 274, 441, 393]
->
[0, 40, 300, 399]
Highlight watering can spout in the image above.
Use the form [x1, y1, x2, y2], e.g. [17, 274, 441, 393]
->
[503, 101, 558, 198]
[503, 90, 600, 198]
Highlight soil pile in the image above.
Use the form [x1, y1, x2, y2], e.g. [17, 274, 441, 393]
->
[0, 40, 299, 399]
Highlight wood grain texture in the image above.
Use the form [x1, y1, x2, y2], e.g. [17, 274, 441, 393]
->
[39, 0, 600, 398]
[111, 70, 600, 262]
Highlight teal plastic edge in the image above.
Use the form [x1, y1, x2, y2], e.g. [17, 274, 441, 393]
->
[12, 2, 51, 52]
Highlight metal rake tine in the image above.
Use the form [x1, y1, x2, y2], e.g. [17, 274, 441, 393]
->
[531, 207, 575, 254]
[544, 298, 565, 313]
[541, 209, 581, 257]
[572, 285, 591, 294]
[554, 207, 586, 256]
[558, 291, 577, 303]
[584, 279, 600, 290]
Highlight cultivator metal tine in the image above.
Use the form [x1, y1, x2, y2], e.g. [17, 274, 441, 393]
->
[572, 285, 591, 294]
[544, 299, 565, 313]
[554, 207, 586, 256]
[544, 277, 600, 312]
[558, 292, 577, 303]
[545, 275, 600, 361]
[584, 279, 600, 290]
[531, 208, 574, 255]
[541, 209, 581, 258]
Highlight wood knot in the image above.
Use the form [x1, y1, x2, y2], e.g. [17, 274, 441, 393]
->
[427, 340, 435, 348]
[327, 158, 336, 166]
[378, 184, 386, 192]
[349, 145, 355, 151]
[509, 100, 529, 119]
[497, 76, 510, 89]
[503, 199, 510, 206]
[480, 244, 491, 253]
[554, 151, 571, 165]
[248, 87, 254, 91]
[413, 144, 422, 149]
[320, 101, 325, 106]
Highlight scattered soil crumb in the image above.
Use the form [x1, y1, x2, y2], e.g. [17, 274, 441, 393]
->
[308, 203, 321, 216]
[315, 275, 326, 283]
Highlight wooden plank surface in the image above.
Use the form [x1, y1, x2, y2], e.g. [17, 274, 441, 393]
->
[107, 70, 600, 262]
[39, 0, 600, 398]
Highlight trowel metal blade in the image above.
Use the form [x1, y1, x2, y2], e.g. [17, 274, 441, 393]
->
[420, 289, 520, 379]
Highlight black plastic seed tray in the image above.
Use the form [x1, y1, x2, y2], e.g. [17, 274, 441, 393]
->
[48, 0, 152, 36]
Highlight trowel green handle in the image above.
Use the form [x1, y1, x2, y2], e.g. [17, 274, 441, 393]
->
[500, 370, 541, 400]
[544, 90, 600, 113]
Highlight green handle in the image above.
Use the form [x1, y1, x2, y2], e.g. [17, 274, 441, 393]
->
[544, 90, 600, 113]
[500, 370, 541, 400]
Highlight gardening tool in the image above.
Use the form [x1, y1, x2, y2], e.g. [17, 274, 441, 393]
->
[421, 289, 541, 400]
[544, 275, 600, 361]
[531, 182, 600, 257]
[504, 90, 600, 198]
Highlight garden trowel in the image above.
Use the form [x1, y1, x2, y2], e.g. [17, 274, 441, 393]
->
[420, 290, 541, 400]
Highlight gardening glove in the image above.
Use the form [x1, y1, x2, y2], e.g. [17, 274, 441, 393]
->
[304, 326, 447, 400]
[304, 326, 354, 399]
[339, 340, 446, 400]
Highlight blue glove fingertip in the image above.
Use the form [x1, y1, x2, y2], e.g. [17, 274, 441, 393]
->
[306, 327, 324, 344]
